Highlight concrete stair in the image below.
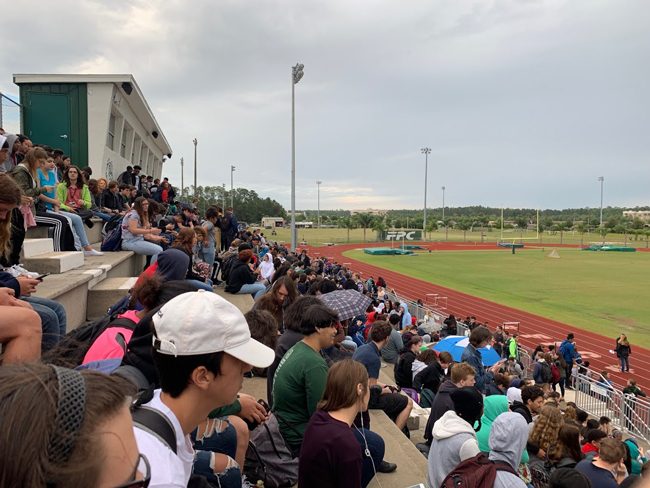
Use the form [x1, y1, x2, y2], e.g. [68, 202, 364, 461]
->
[21, 238, 54, 258]
[23, 251, 85, 274]
[87, 277, 138, 319]
[214, 288, 254, 314]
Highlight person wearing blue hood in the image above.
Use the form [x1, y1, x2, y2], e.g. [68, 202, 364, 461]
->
[559, 333, 581, 382]
[399, 302, 412, 330]
[488, 412, 529, 488]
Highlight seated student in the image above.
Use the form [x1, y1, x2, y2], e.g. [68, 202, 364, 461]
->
[511, 384, 545, 423]
[133, 290, 274, 488]
[581, 429, 607, 456]
[254, 275, 298, 331]
[394, 335, 423, 389]
[0, 287, 42, 363]
[489, 412, 529, 488]
[352, 321, 413, 434]
[101, 180, 125, 215]
[379, 314, 403, 364]
[272, 304, 338, 455]
[0, 363, 149, 487]
[576, 438, 628, 488]
[427, 387, 483, 488]
[171, 227, 212, 291]
[121, 197, 166, 263]
[56, 165, 104, 256]
[299, 359, 379, 488]
[421, 362, 476, 448]
[224, 244, 266, 300]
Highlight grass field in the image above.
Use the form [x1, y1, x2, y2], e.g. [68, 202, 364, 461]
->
[268, 226, 650, 248]
[344, 248, 650, 347]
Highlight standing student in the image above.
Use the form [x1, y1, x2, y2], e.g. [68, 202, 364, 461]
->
[615, 334, 632, 372]
[461, 326, 501, 393]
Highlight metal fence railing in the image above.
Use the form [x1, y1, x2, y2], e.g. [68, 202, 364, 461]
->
[384, 291, 444, 334]
[574, 372, 650, 444]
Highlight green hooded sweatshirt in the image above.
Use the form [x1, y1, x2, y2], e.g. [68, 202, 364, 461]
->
[476, 395, 529, 464]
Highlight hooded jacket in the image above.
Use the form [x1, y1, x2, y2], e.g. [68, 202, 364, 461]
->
[510, 400, 533, 423]
[424, 379, 458, 442]
[489, 412, 528, 488]
[427, 410, 480, 488]
[477, 396, 529, 463]
[461, 342, 493, 393]
[1, 133, 19, 173]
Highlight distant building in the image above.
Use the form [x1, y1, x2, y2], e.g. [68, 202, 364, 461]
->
[623, 210, 650, 223]
[350, 208, 387, 216]
[261, 217, 285, 228]
[13, 74, 171, 180]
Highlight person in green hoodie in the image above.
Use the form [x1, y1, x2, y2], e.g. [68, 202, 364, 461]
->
[476, 395, 529, 466]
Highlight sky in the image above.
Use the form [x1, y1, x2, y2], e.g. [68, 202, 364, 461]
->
[2, 0, 649, 210]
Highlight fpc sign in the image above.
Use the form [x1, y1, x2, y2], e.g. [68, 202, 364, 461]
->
[383, 230, 422, 241]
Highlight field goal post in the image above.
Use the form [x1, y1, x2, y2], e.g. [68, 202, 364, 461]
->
[499, 208, 540, 245]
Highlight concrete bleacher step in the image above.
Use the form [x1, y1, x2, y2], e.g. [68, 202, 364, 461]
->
[22, 251, 85, 274]
[214, 288, 255, 314]
[21, 238, 54, 258]
[87, 277, 138, 319]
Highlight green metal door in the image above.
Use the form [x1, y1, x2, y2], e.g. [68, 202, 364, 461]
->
[27, 93, 71, 154]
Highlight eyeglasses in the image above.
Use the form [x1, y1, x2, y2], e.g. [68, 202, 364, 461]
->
[114, 453, 151, 488]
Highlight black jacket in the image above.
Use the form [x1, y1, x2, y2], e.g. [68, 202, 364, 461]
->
[511, 401, 533, 423]
[394, 350, 417, 389]
[424, 380, 458, 443]
[225, 259, 257, 293]
[413, 362, 444, 393]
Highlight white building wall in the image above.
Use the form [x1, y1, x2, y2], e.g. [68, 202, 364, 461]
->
[86, 82, 165, 181]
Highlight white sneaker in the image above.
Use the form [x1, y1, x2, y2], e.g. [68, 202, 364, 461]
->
[84, 249, 104, 257]
[241, 475, 255, 488]
[7, 264, 40, 279]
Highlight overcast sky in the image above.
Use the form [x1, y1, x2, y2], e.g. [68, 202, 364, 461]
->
[2, 1, 649, 210]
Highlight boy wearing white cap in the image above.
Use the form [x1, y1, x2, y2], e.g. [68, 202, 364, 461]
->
[134, 290, 274, 487]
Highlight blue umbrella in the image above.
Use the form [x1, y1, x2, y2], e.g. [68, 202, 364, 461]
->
[433, 335, 501, 366]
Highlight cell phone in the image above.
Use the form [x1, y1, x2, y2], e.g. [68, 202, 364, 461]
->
[36, 273, 50, 281]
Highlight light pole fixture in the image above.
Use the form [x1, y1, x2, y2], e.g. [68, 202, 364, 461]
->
[291, 62, 304, 251]
[316, 180, 322, 228]
[230, 165, 236, 209]
[421, 147, 431, 238]
[442, 185, 446, 223]
[192, 138, 198, 196]
[180, 157, 184, 198]
[222, 183, 226, 210]
[598, 176, 604, 227]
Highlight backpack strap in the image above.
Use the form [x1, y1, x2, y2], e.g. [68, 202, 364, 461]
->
[132, 405, 177, 455]
[493, 460, 518, 476]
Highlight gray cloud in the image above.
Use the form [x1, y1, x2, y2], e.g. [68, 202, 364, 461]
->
[2, 0, 648, 210]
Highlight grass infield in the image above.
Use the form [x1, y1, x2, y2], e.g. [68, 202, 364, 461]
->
[344, 248, 650, 347]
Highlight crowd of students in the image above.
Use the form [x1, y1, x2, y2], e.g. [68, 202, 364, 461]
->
[3, 129, 650, 487]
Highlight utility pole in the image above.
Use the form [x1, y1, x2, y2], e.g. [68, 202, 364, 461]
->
[192, 138, 197, 196]
[291, 62, 304, 251]
[316, 180, 322, 228]
[180, 157, 184, 198]
[421, 147, 431, 238]
[230, 165, 236, 209]
[598, 176, 604, 227]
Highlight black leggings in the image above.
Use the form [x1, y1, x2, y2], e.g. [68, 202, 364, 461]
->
[35, 211, 75, 251]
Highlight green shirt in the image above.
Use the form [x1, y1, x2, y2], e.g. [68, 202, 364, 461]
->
[272, 341, 328, 449]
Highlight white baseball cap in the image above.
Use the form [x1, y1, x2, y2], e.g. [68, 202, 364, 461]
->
[152, 290, 274, 368]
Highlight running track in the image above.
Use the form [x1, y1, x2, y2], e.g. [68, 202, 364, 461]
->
[306, 241, 650, 392]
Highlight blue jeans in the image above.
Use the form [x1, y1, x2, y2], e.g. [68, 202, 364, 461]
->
[23, 295, 67, 350]
[238, 282, 266, 300]
[191, 418, 241, 487]
[122, 238, 162, 263]
[187, 279, 214, 291]
[92, 210, 113, 222]
[60, 210, 90, 247]
[352, 427, 385, 488]
[620, 356, 630, 372]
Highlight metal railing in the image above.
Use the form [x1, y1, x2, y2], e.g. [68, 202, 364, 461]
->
[384, 291, 444, 333]
[574, 372, 650, 444]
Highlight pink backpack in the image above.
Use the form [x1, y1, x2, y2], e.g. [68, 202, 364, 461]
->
[82, 317, 137, 365]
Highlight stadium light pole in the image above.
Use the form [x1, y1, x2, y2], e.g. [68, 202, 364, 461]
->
[180, 157, 184, 198]
[442, 185, 446, 222]
[316, 180, 322, 228]
[192, 138, 197, 196]
[230, 165, 236, 209]
[222, 183, 226, 210]
[421, 147, 431, 239]
[598, 176, 604, 227]
[291, 62, 304, 251]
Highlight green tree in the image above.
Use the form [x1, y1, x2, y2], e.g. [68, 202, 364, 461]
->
[371, 218, 386, 241]
[354, 213, 375, 242]
[456, 218, 472, 242]
[339, 217, 356, 243]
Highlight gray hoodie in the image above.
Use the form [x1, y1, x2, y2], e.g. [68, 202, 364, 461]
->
[489, 412, 528, 488]
[427, 410, 480, 488]
[1, 133, 18, 173]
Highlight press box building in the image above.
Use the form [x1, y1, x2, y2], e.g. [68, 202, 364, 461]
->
[13, 74, 171, 181]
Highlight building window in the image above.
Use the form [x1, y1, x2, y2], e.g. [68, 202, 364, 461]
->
[106, 112, 116, 150]
[120, 123, 132, 158]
